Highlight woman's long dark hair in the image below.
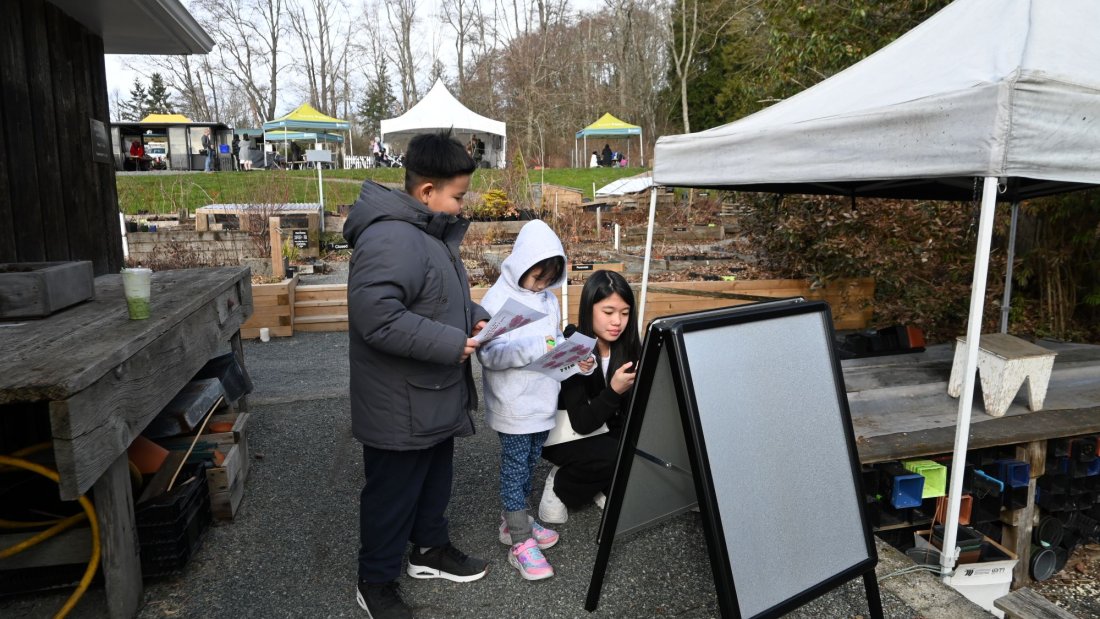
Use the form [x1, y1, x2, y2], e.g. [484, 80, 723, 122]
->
[576, 270, 641, 378]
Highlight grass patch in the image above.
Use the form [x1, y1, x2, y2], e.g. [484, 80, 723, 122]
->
[116, 166, 647, 214]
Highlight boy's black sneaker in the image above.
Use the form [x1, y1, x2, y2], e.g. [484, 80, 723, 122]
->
[406, 543, 489, 582]
[356, 580, 411, 619]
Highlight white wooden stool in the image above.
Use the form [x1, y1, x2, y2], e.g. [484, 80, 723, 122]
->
[947, 333, 1057, 417]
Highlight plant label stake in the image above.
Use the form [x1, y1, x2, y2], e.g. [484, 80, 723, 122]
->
[306, 148, 332, 228]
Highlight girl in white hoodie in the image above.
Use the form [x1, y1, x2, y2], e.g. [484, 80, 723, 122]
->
[477, 219, 568, 580]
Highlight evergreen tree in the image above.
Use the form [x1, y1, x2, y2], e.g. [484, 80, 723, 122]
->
[357, 67, 398, 139]
[666, 0, 953, 131]
[143, 73, 175, 115]
[121, 79, 148, 121]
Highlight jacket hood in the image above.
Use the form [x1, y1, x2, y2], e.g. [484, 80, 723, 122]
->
[343, 180, 457, 247]
[499, 220, 566, 292]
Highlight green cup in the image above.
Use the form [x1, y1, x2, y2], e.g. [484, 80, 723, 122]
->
[121, 268, 152, 320]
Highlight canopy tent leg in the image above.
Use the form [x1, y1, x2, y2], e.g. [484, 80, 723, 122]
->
[584, 136, 588, 166]
[640, 129, 644, 167]
[940, 176, 999, 579]
[637, 187, 659, 334]
[1000, 202, 1020, 333]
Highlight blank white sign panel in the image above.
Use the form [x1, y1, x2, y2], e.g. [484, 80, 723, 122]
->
[681, 311, 868, 618]
[615, 348, 698, 537]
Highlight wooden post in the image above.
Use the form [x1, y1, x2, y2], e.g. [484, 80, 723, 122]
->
[195, 208, 208, 232]
[1001, 439, 1046, 588]
[270, 216, 284, 279]
[94, 452, 143, 618]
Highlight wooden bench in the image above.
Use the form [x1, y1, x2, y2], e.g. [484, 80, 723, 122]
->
[994, 588, 1079, 619]
[948, 334, 1057, 417]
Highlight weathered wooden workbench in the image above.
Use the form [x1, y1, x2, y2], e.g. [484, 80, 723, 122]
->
[846, 341, 1100, 588]
[0, 266, 252, 617]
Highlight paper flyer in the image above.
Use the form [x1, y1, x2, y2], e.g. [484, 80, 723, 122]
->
[525, 332, 598, 381]
[473, 297, 548, 343]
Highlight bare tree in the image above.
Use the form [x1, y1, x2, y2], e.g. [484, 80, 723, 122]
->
[384, 0, 420, 109]
[195, 0, 285, 124]
[288, 0, 351, 115]
[441, 0, 476, 94]
[603, 0, 667, 144]
[132, 54, 216, 121]
[668, 0, 755, 132]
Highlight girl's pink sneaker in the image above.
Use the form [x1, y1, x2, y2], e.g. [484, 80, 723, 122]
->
[508, 538, 554, 580]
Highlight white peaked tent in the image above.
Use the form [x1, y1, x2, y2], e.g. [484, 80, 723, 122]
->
[380, 80, 507, 168]
[650, 0, 1100, 584]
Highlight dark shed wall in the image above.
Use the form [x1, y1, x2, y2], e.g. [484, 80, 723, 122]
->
[0, 0, 122, 275]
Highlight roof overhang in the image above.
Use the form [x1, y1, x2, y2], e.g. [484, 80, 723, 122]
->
[49, 0, 214, 54]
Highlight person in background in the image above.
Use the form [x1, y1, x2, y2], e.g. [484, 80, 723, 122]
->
[589, 150, 599, 168]
[343, 130, 490, 618]
[231, 134, 241, 171]
[540, 270, 640, 523]
[477, 220, 570, 581]
[469, 135, 484, 167]
[290, 141, 304, 165]
[202, 127, 215, 172]
[601, 143, 613, 167]
[239, 134, 253, 171]
[128, 140, 145, 171]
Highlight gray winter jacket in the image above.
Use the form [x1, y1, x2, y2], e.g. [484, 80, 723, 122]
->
[343, 180, 491, 450]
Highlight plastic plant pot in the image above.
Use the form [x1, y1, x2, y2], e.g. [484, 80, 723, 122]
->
[903, 459, 947, 498]
[1030, 544, 1058, 581]
[995, 459, 1030, 488]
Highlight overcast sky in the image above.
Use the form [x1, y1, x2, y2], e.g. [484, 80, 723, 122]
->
[104, 0, 610, 115]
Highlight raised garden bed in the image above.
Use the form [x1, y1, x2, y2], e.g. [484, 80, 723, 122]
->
[240, 274, 298, 339]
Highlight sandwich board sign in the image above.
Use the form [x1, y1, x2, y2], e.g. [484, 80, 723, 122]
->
[586, 299, 883, 619]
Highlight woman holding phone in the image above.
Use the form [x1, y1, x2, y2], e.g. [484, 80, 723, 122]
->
[539, 270, 641, 523]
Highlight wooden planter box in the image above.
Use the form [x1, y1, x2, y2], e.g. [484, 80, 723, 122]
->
[294, 284, 348, 332]
[238, 277, 873, 337]
[241, 274, 298, 338]
[205, 411, 251, 520]
[0, 261, 94, 318]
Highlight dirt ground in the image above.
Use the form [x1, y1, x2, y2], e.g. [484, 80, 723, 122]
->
[1031, 542, 1100, 617]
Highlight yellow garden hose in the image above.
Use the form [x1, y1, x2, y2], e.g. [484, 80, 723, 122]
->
[0, 455, 101, 619]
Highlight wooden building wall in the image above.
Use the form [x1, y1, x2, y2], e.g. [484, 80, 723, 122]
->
[0, 0, 123, 275]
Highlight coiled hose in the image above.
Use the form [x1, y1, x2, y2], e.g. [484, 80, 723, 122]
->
[0, 447, 101, 619]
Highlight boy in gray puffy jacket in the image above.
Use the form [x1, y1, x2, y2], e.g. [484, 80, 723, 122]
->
[344, 131, 491, 619]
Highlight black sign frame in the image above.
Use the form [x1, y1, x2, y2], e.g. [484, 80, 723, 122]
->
[586, 299, 883, 619]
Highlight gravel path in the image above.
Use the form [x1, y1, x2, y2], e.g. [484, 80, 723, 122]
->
[1, 332, 998, 618]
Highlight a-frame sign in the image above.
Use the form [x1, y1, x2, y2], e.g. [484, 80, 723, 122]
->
[586, 299, 883, 619]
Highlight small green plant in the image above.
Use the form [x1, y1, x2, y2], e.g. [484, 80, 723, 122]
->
[468, 189, 517, 220]
[282, 237, 301, 263]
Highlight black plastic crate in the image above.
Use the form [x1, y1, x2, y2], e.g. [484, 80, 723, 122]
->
[138, 486, 208, 545]
[0, 562, 94, 597]
[140, 493, 211, 578]
[135, 465, 209, 528]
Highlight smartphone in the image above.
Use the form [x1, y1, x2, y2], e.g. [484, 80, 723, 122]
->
[624, 361, 637, 374]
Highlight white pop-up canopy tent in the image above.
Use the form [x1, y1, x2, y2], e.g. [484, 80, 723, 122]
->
[380, 79, 507, 168]
[649, 0, 1100, 583]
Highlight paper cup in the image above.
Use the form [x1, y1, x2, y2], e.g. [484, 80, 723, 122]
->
[259, 327, 271, 342]
[121, 267, 152, 320]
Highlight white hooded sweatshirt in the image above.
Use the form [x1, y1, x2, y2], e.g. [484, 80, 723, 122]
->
[477, 220, 566, 435]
